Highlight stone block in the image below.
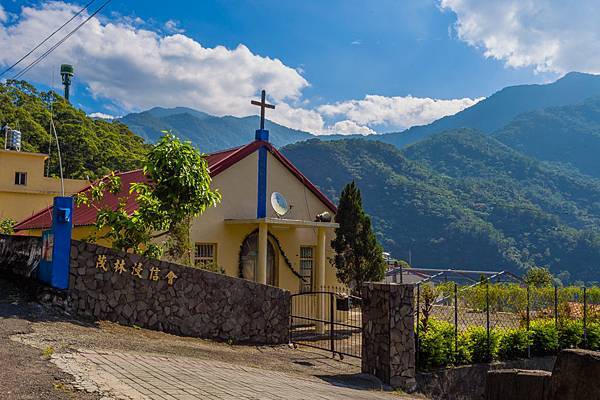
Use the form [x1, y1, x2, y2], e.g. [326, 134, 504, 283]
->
[549, 349, 600, 400]
[486, 369, 551, 400]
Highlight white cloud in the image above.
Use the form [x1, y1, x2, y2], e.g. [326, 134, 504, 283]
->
[268, 102, 325, 133]
[318, 95, 482, 132]
[330, 120, 375, 135]
[0, 6, 7, 23]
[440, 0, 600, 74]
[88, 112, 115, 119]
[0, 1, 308, 117]
[0, 1, 484, 136]
[164, 19, 184, 34]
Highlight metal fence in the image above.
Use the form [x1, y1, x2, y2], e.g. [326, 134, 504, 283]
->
[414, 272, 600, 369]
[289, 289, 363, 359]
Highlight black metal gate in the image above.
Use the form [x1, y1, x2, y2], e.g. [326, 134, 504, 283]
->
[289, 291, 362, 359]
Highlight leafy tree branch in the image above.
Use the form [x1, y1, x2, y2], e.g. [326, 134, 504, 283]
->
[76, 134, 221, 262]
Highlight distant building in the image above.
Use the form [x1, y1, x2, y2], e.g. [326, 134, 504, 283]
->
[0, 129, 87, 221]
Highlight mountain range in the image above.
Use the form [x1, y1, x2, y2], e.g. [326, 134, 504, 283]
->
[118, 72, 600, 153]
[282, 131, 600, 283]
[495, 97, 600, 179]
[119, 107, 313, 152]
[377, 72, 600, 148]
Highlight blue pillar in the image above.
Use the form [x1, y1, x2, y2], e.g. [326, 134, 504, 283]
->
[256, 129, 269, 218]
[38, 196, 73, 289]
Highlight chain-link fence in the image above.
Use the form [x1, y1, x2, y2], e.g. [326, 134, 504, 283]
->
[414, 274, 600, 371]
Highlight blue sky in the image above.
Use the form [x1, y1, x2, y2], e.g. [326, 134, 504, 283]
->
[100, 0, 547, 100]
[0, 0, 594, 134]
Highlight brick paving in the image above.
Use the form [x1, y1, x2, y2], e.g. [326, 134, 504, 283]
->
[73, 350, 405, 400]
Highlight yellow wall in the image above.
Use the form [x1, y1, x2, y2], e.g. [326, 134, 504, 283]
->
[0, 149, 87, 221]
[190, 149, 342, 294]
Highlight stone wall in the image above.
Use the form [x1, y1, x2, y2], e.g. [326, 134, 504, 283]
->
[361, 283, 416, 392]
[484, 350, 600, 400]
[0, 234, 41, 277]
[486, 369, 551, 400]
[548, 349, 600, 400]
[417, 356, 556, 400]
[69, 241, 290, 344]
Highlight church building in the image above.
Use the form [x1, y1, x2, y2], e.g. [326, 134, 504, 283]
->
[14, 92, 343, 294]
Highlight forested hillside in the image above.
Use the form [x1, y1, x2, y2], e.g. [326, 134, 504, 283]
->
[495, 97, 600, 179]
[120, 107, 314, 152]
[282, 134, 600, 283]
[376, 72, 600, 148]
[0, 81, 149, 179]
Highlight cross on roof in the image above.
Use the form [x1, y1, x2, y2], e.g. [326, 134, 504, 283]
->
[251, 90, 275, 130]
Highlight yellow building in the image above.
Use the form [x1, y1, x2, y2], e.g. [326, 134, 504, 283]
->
[15, 139, 343, 294]
[0, 148, 88, 222]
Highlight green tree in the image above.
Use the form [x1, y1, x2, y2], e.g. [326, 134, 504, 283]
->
[331, 181, 385, 293]
[77, 134, 221, 263]
[524, 266, 555, 288]
[0, 80, 149, 180]
[0, 218, 15, 235]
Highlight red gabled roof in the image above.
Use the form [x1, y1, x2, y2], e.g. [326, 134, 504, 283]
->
[14, 140, 336, 231]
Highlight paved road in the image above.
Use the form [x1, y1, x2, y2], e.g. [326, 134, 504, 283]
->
[61, 350, 405, 400]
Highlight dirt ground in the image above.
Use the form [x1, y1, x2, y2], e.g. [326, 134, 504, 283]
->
[0, 278, 101, 400]
[1, 276, 406, 399]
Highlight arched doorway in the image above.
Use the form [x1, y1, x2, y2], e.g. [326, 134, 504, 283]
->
[240, 231, 277, 285]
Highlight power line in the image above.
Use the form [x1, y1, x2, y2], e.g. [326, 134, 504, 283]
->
[0, 0, 96, 79]
[11, 0, 113, 81]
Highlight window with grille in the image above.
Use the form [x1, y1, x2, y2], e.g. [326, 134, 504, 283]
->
[14, 172, 27, 185]
[194, 243, 216, 266]
[299, 246, 314, 293]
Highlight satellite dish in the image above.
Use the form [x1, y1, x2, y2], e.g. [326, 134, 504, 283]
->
[271, 192, 290, 217]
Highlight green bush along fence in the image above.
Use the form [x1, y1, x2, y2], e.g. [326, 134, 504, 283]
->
[415, 282, 600, 371]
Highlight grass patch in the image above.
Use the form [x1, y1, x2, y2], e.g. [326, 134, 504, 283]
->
[42, 346, 55, 360]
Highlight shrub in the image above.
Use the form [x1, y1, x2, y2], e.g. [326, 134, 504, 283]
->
[529, 319, 559, 356]
[497, 328, 532, 360]
[417, 315, 596, 370]
[558, 319, 583, 349]
[454, 333, 473, 365]
[587, 322, 600, 351]
[462, 326, 499, 363]
[417, 319, 455, 370]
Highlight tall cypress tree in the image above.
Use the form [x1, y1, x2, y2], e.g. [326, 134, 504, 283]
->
[332, 181, 386, 293]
